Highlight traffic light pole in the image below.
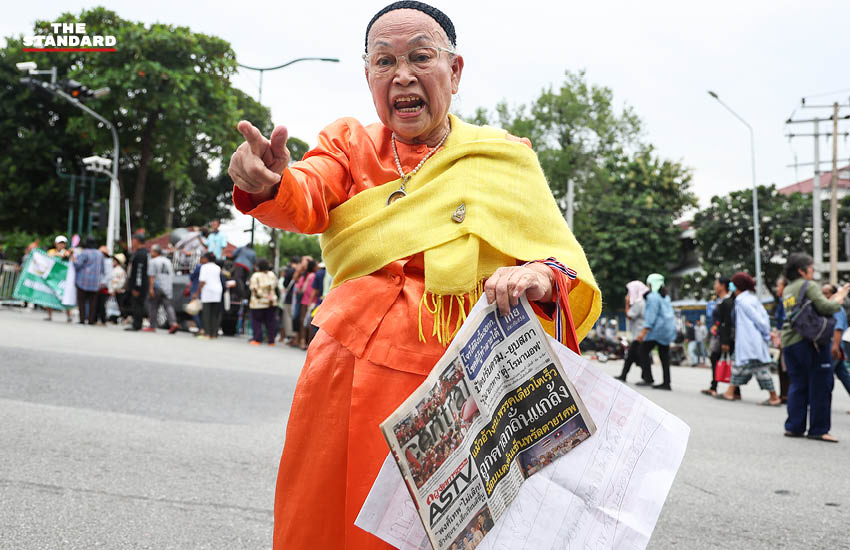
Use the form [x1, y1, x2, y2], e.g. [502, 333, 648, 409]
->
[25, 78, 121, 253]
[54, 88, 120, 253]
[67, 174, 75, 236]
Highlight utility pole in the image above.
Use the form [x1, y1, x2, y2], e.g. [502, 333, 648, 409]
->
[830, 102, 840, 284]
[708, 91, 763, 297]
[814, 119, 822, 271]
[17, 63, 118, 252]
[786, 99, 850, 278]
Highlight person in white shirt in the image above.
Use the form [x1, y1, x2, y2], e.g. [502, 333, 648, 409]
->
[194, 252, 223, 340]
[694, 319, 708, 366]
[109, 253, 128, 321]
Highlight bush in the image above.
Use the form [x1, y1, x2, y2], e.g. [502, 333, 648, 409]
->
[0, 231, 53, 264]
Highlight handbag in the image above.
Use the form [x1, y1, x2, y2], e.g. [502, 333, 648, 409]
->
[105, 295, 121, 318]
[184, 298, 202, 316]
[715, 353, 731, 383]
[787, 281, 836, 349]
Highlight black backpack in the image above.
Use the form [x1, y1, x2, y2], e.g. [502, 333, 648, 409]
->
[787, 281, 836, 349]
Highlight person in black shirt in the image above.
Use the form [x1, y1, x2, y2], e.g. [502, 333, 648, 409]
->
[125, 234, 150, 331]
[702, 277, 739, 398]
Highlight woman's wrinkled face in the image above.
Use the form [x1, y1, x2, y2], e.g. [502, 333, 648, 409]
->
[365, 9, 463, 145]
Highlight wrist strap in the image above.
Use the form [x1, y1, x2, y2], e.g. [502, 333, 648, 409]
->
[523, 257, 579, 354]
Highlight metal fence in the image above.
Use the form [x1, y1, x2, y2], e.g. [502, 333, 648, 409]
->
[0, 260, 22, 305]
[171, 248, 202, 275]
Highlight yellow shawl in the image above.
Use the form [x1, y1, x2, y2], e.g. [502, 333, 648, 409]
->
[320, 114, 601, 342]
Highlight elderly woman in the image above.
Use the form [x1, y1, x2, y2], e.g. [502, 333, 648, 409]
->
[781, 253, 849, 442]
[228, 3, 600, 547]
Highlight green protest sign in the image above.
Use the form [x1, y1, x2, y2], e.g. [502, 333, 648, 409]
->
[12, 249, 69, 310]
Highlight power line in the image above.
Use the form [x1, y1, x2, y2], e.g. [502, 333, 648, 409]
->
[803, 87, 850, 100]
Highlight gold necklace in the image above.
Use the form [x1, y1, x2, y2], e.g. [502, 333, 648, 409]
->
[387, 124, 450, 206]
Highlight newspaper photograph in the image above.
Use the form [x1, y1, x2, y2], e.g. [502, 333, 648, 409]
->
[380, 295, 596, 550]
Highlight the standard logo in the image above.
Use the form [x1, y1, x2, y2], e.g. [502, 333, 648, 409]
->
[23, 23, 116, 52]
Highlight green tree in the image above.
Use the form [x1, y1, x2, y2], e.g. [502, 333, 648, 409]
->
[287, 137, 310, 162]
[575, 149, 696, 305]
[691, 186, 850, 297]
[473, 70, 643, 208]
[0, 40, 93, 235]
[0, 7, 280, 237]
[275, 232, 322, 261]
[470, 71, 695, 308]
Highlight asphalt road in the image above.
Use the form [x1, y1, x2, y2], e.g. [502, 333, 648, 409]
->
[1, 307, 849, 549]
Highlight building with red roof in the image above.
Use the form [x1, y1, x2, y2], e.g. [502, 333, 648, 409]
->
[777, 165, 850, 196]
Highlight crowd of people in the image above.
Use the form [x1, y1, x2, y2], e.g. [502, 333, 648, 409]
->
[449, 510, 494, 550]
[520, 423, 592, 477]
[614, 253, 850, 443]
[15, 218, 333, 348]
[407, 428, 464, 487]
[392, 362, 473, 487]
[274, 255, 329, 349]
[22, 229, 850, 447]
[25, 234, 129, 327]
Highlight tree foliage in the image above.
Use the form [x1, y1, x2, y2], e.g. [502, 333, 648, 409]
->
[472, 70, 643, 207]
[0, 7, 280, 237]
[574, 150, 695, 307]
[471, 71, 696, 307]
[688, 187, 850, 298]
[276, 232, 322, 261]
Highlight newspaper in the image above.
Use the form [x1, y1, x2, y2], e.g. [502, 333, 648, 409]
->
[378, 296, 596, 550]
[357, 296, 690, 550]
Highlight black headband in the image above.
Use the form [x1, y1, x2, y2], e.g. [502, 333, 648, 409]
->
[365, 1, 456, 52]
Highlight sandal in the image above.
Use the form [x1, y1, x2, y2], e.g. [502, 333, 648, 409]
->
[807, 434, 839, 443]
[714, 393, 737, 401]
[758, 399, 782, 407]
[784, 431, 804, 438]
[700, 389, 717, 397]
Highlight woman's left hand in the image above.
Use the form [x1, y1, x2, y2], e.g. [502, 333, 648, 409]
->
[484, 264, 553, 316]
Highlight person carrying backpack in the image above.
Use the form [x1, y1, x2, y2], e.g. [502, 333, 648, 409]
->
[781, 253, 850, 442]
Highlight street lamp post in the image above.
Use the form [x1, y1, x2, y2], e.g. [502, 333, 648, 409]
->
[18, 63, 120, 253]
[237, 57, 339, 271]
[708, 91, 763, 298]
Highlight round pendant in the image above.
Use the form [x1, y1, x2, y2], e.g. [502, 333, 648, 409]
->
[386, 189, 407, 205]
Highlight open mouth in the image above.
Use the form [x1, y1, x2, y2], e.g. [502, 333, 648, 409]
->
[393, 95, 425, 114]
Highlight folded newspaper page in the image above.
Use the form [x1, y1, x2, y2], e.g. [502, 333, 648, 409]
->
[357, 295, 690, 550]
[378, 296, 596, 550]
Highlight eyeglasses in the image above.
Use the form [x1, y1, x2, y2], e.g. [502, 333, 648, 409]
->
[363, 46, 455, 75]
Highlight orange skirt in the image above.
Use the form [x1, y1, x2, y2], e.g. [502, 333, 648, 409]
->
[274, 329, 427, 549]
